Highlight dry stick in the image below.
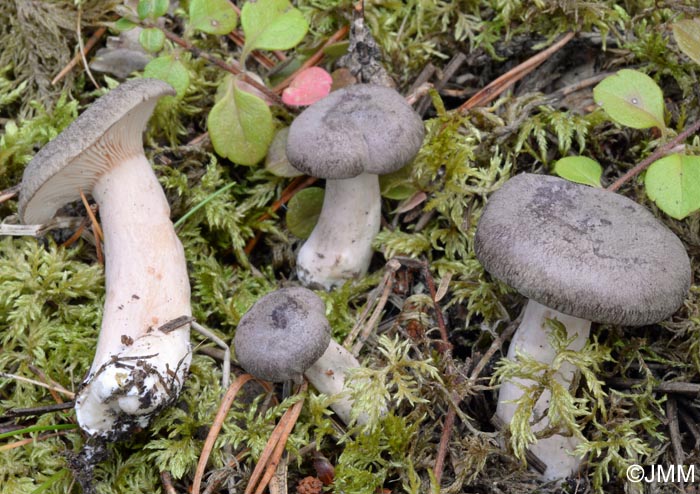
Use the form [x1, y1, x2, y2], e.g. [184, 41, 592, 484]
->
[228, 31, 277, 69]
[155, 26, 282, 106]
[0, 431, 70, 452]
[419, 261, 455, 486]
[51, 26, 107, 85]
[606, 118, 700, 192]
[0, 184, 20, 204]
[160, 471, 178, 494]
[192, 373, 255, 494]
[271, 25, 350, 93]
[59, 219, 89, 249]
[244, 175, 318, 255]
[246, 383, 307, 494]
[79, 189, 103, 265]
[666, 399, 685, 471]
[351, 264, 397, 356]
[0, 372, 75, 399]
[343, 258, 400, 351]
[457, 32, 575, 113]
[76, 8, 100, 89]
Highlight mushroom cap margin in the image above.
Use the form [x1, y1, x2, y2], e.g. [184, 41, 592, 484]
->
[286, 84, 425, 180]
[474, 173, 691, 326]
[18, 78, 175, 224]
[234, 287, 331, 383]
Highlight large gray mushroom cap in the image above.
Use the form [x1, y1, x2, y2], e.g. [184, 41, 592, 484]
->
[474, 173, 691, 326]
[234, 287, 331, 383]
[286, 84, 425, 179]
[18, 78, 175, 224]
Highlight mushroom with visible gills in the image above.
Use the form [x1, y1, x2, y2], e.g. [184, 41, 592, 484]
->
[234, 287, 367, 424]
[474, 173, 691, 480]
[286, 84, 425, 290]
[18, 79, 192, 442]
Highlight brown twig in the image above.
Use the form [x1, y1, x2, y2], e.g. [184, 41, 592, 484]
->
[192, 373, 255, 494]
[152, 25, 282, 105]
[457, 32, 575, 113]
[79, 189, 103, 265]
[272, 25, 350, 93]
[59, 218, 89, 249]
[228, 32, 277, 69]
[160, 471, 178, 494]
[0, 431, 70, 452]
[244, 175, 318, 255]
[606, 118, 700, 192]
[0, 184, 20, 204]
[666, 399, 685, 473]
[52, 26, 107, 86]
[421, 261, 452, 352]
[244, 382, 307, 494]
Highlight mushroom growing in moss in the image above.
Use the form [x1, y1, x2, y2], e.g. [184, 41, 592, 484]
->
[19, 79, 192, 441]
[286, 84, 424, 290]
[234, 287, 366, 424]
[474, 173, 691, 479]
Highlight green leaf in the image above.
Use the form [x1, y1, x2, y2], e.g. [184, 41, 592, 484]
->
[114, 17, 137, 32]
[379, 165, 418, 199]
[240, 0, 308, 62]
[644, 153, 700, 220]
[189, 0, 238, 35]
[593, 69, 666, 132]
[143, 55, 190, 98]
[672, 19, 700, 66]
[552, 156, 603, 188]
[208, 75, 274, 166]
[139, 27, 165, 53]
[265, 127, 303, 177]
[286, 187, 324, 239]
[137, 0, 169, 20]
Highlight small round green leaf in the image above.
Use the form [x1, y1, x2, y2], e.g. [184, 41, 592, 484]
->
[286, 187, 324, 239]
[593, 69, 666, 132]
[673, 19, 700, 66]
[137, 0, 169, 20]
[189, 0, 238, 35]
[139, 27, 165, 53]
[265, 127, 303, 177]
[241, 0, 308, 62]
[114, 17, 137, 32]
[645, 153, 700, 220]
[552, 156, 603, 188]
[143, 55, 190, 98]
[208, 75, 274, 166]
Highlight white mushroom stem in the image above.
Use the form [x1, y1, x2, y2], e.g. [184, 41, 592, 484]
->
[496, 299, 590, 480]
[296, 172, 381, 290]
[74, 154, 191, 438]
[304, 340, 366, 425]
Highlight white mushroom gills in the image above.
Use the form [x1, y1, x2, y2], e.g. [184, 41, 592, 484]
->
[296, 173, 381, 290]
[496, 300, 589, 480]
[70, 105, 191, 439]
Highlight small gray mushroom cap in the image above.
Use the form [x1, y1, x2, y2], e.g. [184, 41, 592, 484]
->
[234, 287, 331, 383]
[286, 84, 425, 179]
[18, 78, 175, 224]
[474, 173, 691, 326]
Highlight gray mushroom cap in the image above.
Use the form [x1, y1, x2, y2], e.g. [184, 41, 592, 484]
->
[234, 287, 331, 383]
[286, 84, 425, 179]
[18, 78, 175, 224]
[474, 173, 691, 326]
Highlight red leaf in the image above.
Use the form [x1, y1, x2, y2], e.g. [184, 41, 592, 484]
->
[282, 67, 332, 106]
